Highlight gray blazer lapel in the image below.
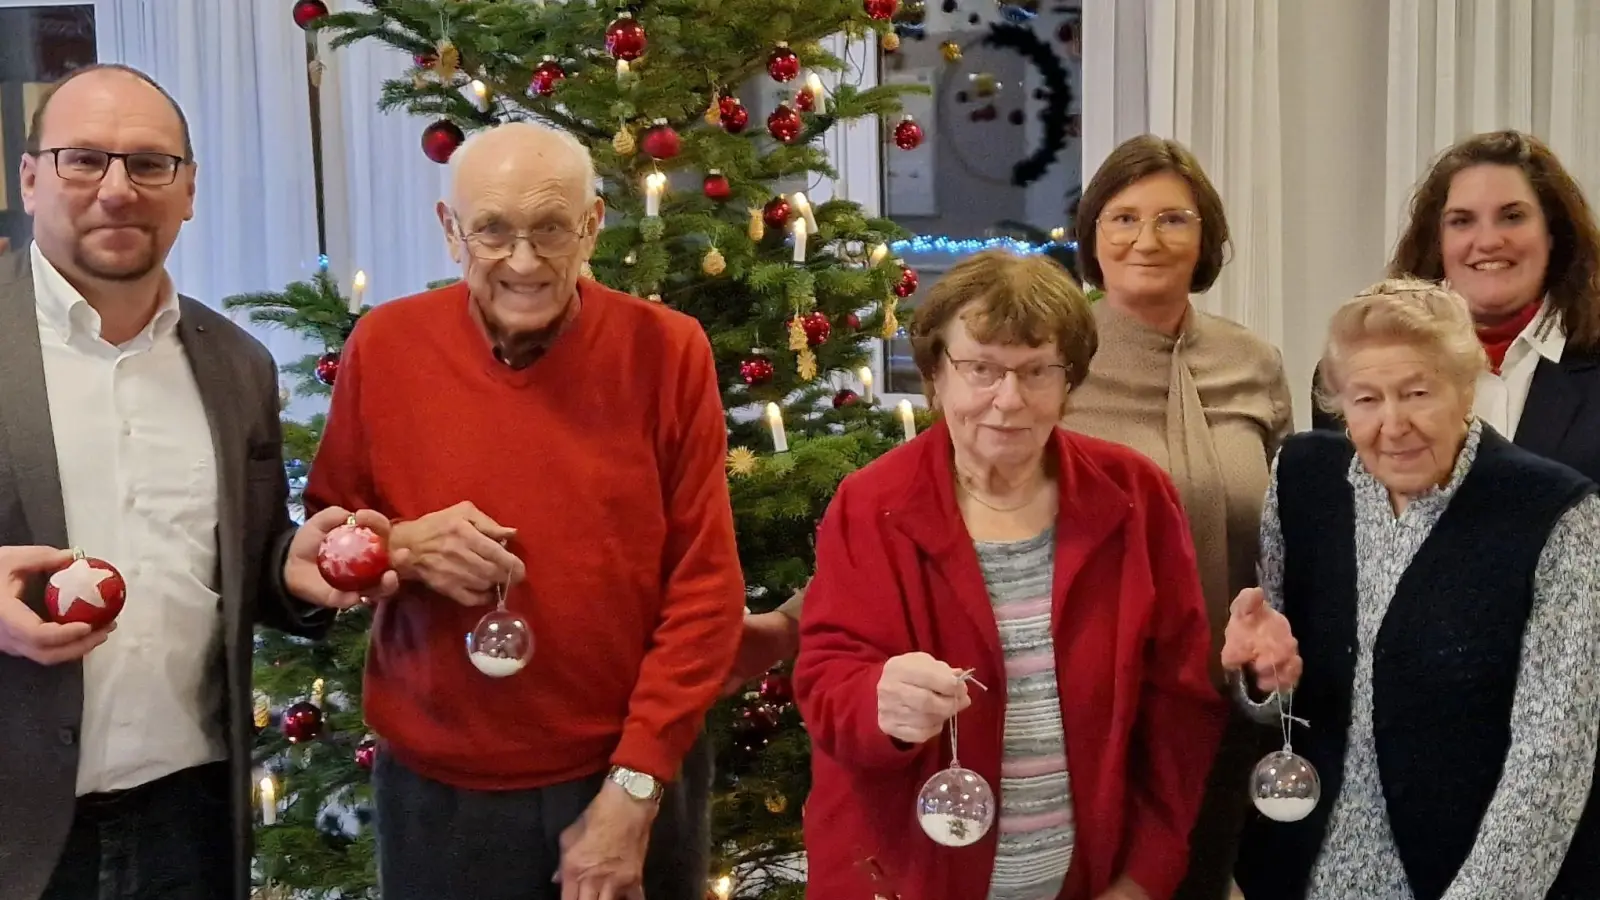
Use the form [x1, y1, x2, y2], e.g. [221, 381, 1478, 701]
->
[0, 252, 69, 563]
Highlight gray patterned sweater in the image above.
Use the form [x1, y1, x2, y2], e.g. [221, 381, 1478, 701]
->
[1258, 421, 1600, 900]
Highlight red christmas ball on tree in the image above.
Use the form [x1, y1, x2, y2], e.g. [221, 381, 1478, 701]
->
[719, 99, 749, 133]
[281, 701, 324, 744]
[414, 51, 436, 69]
[832, 389, 861, 409]
[44, 551, 126, 629]
[759, 672, 795, 703]
[767, 43, 801, 82]
[316, 516, 390, 593]
[864, 0, 899, 20]
[529, 57, 565, 97]
[291, 0, 329, 30]
[794, 87, 815, 113]
[355, 737, 378, 771]
[894, 264, 920, 298]
[792, 310, 831, 346]
[740, 354, 775, 386]
[892, 116, 924, 150]
[314, 351, 341, 385]
[640, 120, 681, 160]
[844, 312, 862, 330]
[421, 120, 465, 165]
[703, 170, 732, 202]
[762, 195, 792, 231]
[767, 104, 803, 143]
[605, 13, 648, 61]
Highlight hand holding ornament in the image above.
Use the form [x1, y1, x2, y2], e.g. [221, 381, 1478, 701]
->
[876, 651, 973, 745]
[1221, 586, 1301, 694]
[284, 507, 401, 609]
[0, 544, 112, 665]
[387, 501, 525, 607]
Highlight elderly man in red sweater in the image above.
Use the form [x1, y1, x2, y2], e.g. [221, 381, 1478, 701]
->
[303, 121, 744, 900]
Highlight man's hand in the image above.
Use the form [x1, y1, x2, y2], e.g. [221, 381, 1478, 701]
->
[283, 508, 403, 609]
[556, 780, 656, 900]
[876, 652, 971, 745]
[1093, 875, 1151, 900]
[721, 610, 800, 696]
[0, 545, 111, 664]
[1220, 586, 1302, 693]
[388, 501, 525, 607]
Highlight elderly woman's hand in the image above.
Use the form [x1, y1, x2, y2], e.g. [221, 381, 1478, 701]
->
[876, 652, 973, 745]
[1221, 587, 1302, 693]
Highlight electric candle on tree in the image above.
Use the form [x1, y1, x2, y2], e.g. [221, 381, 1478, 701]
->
[349, 270, 367, 314]
[804, 73, 826, 114]
[857, 366, 874, 403]
[644, 172, 667, 217]
[898, 400, 917, 442]
[469, 79, 489, 112]
[791, 191, 819, 234]
[766, 402, 788, 453]
[791, 219, 808, 263]
[259, 775, 278, 825]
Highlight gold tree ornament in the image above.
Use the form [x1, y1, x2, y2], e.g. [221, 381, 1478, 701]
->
[253, 690, 271, 729]
[940, 40, 962, 62]
[747, 208, 765, 241]
[726, 446, 758, 477]
[613, 127, 636, 156]
[881, 32, 901, 52]
[765, 793, 789, 813]
[702, 247, 726, 276]
[434, 39, 460, 79]
[881, 297, 899, 337]
[797, 348, 818, 381]
[788, 316, 808, 351]
[705, 90, 722, 125]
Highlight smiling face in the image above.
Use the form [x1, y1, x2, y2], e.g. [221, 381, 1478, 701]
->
[1439, 164, 1552, 324]
[1093, 171, 1203, 304]
[1338, 341, 1472, 498]
[20, 69, 195, 286]
[933, 312, 1069, 474]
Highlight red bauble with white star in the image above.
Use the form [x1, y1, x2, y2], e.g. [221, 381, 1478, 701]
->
[703, 171, 732, 202]
[740, 354, 775, 386]
[316, 517, 390, 593]
[45, 552, 126, 629]
[605, 13, 648, 61]
[281, 701, 324, 744]
[864, 0, 899, 20]
[762, 195, 792, 230]
[894, 264, 920, 298]
[421, 120, 465, 165]
[314, 351, 341, 386]
[529, 57, 565, 97]
[767, 43, 801, 82]
[292, 0, 329, 30]
[719, 98, 749, 133]
[767, 104, 803, 143]
[640, 121, 681, 160]
[355, 737, 378, 771]
[792, 310, 831, 346]
[892, 116, 924, 150]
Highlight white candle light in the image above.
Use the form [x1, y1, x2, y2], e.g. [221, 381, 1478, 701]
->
[791, 218, 808, 263]
[897, 399, 916, 442]
[857, 366, 874, 403]
[259, 775, 277, 826]
[349, 271, 366, 314]
[791, 191, 819, 234]
[616, 59, 631, 79]
[712, 875, 733, 900]
[869, 243, 889, 266]
[469, 79, 489, 112]
[644, 172, 666, 218]
[766, 402, 789, 453]
[805, 73, 827, 114]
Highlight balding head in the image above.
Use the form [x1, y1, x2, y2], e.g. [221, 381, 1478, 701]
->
[435, 121, 604, 367]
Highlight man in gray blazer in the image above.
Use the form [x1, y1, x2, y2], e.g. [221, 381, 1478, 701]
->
[0, 64, 397, 900]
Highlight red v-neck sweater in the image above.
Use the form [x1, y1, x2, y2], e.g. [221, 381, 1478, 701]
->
[303, 280, 744, 789]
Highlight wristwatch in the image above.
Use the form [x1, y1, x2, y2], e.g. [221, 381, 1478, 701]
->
[607, 766, 664, 803]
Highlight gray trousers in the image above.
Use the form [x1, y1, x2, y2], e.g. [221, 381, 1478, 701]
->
[373, 734, 713, 900]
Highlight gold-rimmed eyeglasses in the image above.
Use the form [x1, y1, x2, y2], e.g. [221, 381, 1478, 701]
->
[1097, 209, 1202, 246]
[944, 349, 1068, 392]
[449, 209, 592, 260]
[34, 147, 188, 187]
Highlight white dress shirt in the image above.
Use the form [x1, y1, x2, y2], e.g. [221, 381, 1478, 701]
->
[31, 242, 226, 795]
[1474, 302, 1566, 440]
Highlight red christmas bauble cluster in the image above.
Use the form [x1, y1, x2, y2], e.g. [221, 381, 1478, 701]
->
[316, 517, 390, 593]
[892, 116, 924, 150]
[314, 351, 342, 385]
[281, 701, 324, 744]
[640, 121, 680, 160]
[767, 43, 801, 82]
[762, 195, 792, 230]
[421, 120, 465, 165]
[606, 13, 648, 60]
[719, 96, 749, 133]
[864, 0, 899, 20]
[529, 57, 565, 97]
[45, 552, 126, 629]
[292, 0, 328, 30]
[703, 171, 732, 202]
[791, 310, 831, 346]
[767, 104, 803, 143]
[740, 354, 775, 386]
[894, 265, 920, 298]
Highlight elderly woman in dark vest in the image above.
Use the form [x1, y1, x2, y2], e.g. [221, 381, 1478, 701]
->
[1227, 278, 1600, 899]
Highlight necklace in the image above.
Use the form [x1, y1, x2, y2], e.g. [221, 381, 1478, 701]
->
[955, 471, 1045, 513]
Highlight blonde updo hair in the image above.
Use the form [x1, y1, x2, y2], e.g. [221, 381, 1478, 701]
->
[1314, 278, 1489, 418]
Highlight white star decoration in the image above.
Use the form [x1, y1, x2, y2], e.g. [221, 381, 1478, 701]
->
[50, 558, 113, 614]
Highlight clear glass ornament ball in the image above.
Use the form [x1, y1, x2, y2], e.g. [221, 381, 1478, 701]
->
[1251, 750, 1321, 822]
[465, 609, 534, 677]
[916, 766, 996, 847]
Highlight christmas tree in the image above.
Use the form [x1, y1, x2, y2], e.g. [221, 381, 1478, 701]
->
[236, 0, 930, 896]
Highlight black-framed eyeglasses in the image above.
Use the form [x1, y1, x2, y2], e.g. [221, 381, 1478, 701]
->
[34, 147, 188, 187]
[447, 207, 592, 260]
[943, 349, 1069, 392]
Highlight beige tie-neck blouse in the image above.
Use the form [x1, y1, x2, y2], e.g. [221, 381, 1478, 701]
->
[1063, 300, 1292, 683]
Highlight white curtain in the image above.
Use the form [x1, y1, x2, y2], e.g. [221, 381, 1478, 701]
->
[1080, 0, 1285, 349]
[1384, 0, 1600, 253]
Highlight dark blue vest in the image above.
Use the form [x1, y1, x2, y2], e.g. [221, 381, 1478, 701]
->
[1233, 427, 1600, 900]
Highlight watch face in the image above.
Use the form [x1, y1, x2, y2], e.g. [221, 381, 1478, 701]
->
[625, 774, 652, 798]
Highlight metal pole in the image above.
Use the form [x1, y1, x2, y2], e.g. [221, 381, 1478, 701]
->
[305, 29, 329, 258]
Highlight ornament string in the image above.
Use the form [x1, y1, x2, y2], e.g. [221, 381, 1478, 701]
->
[948, 668, 988, 765]
[1271, 661, 1310, 753]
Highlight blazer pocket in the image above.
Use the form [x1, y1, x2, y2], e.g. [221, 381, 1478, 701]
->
[248, 441, 280, 463]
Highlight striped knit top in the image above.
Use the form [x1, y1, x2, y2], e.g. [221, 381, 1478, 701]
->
[974, 527, 1075, 900]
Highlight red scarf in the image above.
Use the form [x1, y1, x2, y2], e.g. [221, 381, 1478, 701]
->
[1477, 301, 1542, 374]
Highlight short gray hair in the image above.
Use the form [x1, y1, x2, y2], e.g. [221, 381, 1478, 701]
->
[1315, 277, 1488, 416]
[445, 120, 598, 204]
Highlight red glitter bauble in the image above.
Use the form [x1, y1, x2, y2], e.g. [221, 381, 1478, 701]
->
[703, 171, 732, 202]
[864, 0, 899, 20]
[767, 43, 801, 82]
[767, 104, 803, 143]
[355, 738, 378, 771]
[794, 87, 815, 113]
[44, 553, 126, 629]
[892, 116, 924, 150]
[762, 195, 792, 231]
[832, 389, 860, 409]
[314, 351, 341, 386]
[529, 57, 565, 97]
[719, 100, 749, 134]
[281, 701, 324, 744]
[421, 119, 465, 165]
[292, 0, 328, 30]
[605, 13, 648, 61]
[316, 518, 390, 593]
[759, 672, 795, 703]
[740, 354, 775, 386]
[640, 121, 681, 160]
[791, 310, 831, 346]
[894, 265, 920, 298]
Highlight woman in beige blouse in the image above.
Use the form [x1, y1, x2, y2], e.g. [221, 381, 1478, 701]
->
[1063, 134, 1293, 900]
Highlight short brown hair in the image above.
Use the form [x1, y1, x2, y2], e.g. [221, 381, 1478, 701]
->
[1073, 134, 1230, 292]
[26, 64, 194, 161]
[908, 250, 1097, 406]
[1315, 278, 1487, 417]
[1389, 130, 1600, 351]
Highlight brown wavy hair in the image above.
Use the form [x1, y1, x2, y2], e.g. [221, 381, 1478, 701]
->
[1389, 130, 1600, 352]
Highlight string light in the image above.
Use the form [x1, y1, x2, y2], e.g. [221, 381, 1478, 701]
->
[712, 874, 733, 899]
[888, 235, 1077, 256]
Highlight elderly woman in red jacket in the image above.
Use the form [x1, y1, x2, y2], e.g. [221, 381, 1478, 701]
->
[794, 249, 1226, 900]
